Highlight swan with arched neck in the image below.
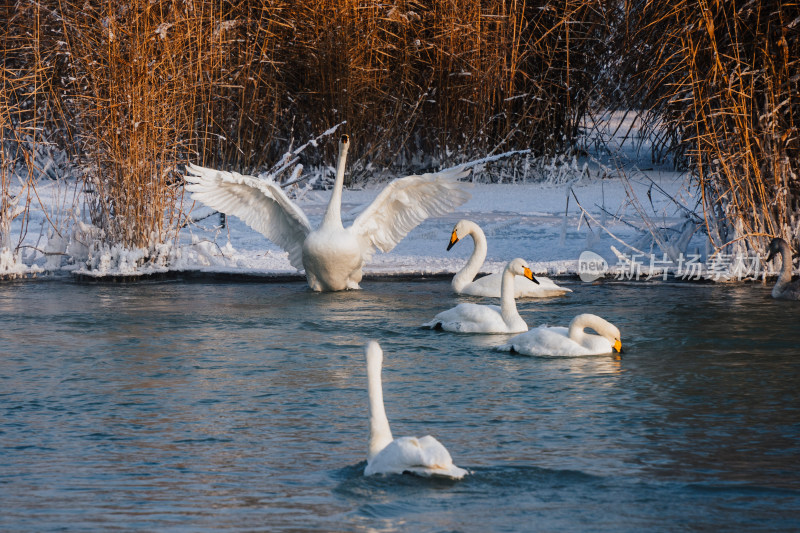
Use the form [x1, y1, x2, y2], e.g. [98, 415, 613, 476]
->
[448, 219, 570, 297]
[499, 313, 622, 356]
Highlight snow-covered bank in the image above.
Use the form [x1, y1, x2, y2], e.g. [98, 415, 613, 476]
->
[5, 166, 746, 283]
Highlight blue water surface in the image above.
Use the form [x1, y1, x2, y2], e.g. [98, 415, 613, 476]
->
[1, 278, 799, 532]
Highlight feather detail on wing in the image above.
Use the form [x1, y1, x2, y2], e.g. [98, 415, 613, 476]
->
[184, 163, 311, 270]
[350, 167, 472, 262]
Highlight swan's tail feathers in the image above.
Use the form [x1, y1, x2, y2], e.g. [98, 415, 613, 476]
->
[528, 276, 572, 295]
[365, 435, 468, 480]
[404, 464, 469, 480]
[351, 168, 472, 260]
[183, 163, 312, 271]
[402, 435, 468, 479]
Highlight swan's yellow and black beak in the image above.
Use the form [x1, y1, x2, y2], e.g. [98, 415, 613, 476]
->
[613, 339, 623, 353]
[447, 229, 460, 251]
[340, 134, 349, 145]
[523, 266, 540, 285]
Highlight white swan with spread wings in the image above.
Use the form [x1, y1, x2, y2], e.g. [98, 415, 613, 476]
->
[185, 135, 471, 291]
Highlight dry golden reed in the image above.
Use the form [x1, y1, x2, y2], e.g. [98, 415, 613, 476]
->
[5, 0, 607, 252]
[5, 0, 797, 260]
[1, 2, 44, 252]
[617, 0, 799, 254]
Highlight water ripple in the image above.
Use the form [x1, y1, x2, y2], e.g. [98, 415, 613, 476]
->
[1, 280, 799, 531]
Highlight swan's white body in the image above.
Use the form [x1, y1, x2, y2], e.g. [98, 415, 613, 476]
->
[766, 238, 800, 300]
[500, 313, 622, 356]
[448, 220, 570, 298]
[364, 341, 467, 479]
[422, 258, 535, 333]
[185, 135, 471, 291]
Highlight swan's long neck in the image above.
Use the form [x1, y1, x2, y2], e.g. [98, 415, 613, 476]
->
[567, 315, 592, 347]
[322, 138, 349, 229]
[499, 266, 523, 328]
[568, 314, 614, 347]
[774, 241, 794, 296]
[777, 241, 793, 283]
[452, 222, 488, 292]
[366, 342, 393, 461]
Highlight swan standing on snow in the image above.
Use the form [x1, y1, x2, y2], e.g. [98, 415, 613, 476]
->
[447, 219, 571, 297]
[185, 135, 471, 291]
[765, 237, 800, 300]
[499, 313, 622, 356]
[422, 258, 536, 333]
[364, 341, 467, 479]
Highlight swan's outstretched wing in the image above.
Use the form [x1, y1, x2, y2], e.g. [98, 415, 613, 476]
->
[365, 436, 468, 479]
[350, 167, 472, 261]
[185, 164, 312, 270]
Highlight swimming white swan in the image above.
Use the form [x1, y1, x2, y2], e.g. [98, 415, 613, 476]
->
[364, 341, 467, 479]
[765, 237, 800, 300]
[422, 258, 535, 333]
[185, 135, 471, 291]
[499, 313, 622, 356]
[447, 220, 570, 297]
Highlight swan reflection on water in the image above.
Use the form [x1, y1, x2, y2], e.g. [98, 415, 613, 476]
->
[493, 344, 623, 376]
[560, 353, 622, 376]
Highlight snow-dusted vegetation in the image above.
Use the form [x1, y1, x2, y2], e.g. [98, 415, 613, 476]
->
[0, 0, 797, 278]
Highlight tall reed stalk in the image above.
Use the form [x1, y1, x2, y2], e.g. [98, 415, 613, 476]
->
[1, 2, 44, 253]
[57, 0, 203, 250]
[0, 68, 30, 252]
[282, 0, 610, 174]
